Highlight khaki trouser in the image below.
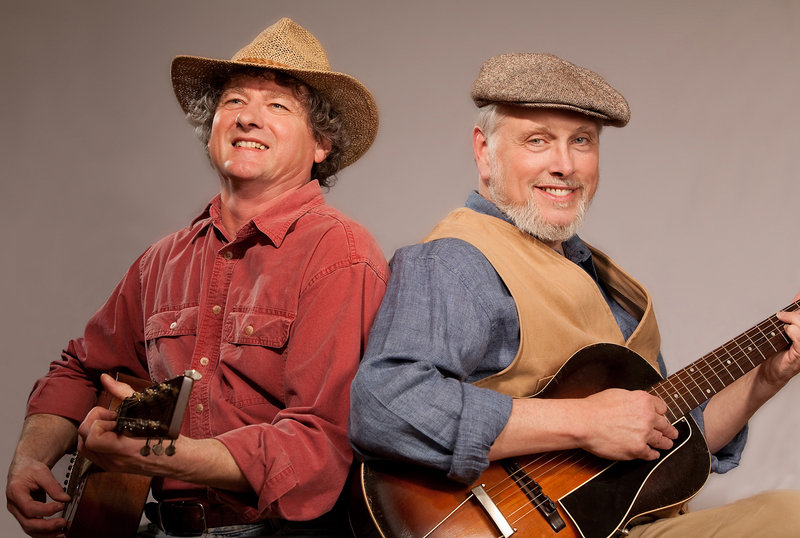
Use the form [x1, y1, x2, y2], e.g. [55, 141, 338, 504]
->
[626, 491, 800, 537]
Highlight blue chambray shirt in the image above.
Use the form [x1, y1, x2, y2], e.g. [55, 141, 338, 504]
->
[349, 192, 746, 484]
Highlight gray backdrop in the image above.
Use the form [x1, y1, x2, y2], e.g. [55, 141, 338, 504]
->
[2, 1, 799, 535]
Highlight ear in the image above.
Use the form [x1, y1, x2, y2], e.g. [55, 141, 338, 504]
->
[314, 137, 333, 164]
[473, 126, 492, 185]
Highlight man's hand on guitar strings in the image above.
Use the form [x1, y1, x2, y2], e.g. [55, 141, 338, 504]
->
[579, 388, 679, 462]
[5, 453, 70, 538]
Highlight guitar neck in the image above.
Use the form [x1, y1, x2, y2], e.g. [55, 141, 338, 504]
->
[652, 300, 799, 422]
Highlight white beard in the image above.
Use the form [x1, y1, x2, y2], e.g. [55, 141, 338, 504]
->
[487, 155, 590, 245]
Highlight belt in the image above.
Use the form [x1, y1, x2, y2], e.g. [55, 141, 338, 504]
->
[145, 501, 245, 537]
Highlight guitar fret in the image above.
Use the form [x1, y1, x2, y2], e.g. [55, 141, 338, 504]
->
[651, 300, 799, 419]
[705, 350, 727, 391]
[683, 365, 705, 407]
[678, 369, 703, 407]
[656, 382, 683, 423]
[692, 355, 717, 401]
[741, 330, 767, 363]
[710, 348, 736, 386]
[754, 321, 779, 355]
[767, 317, 792, 346]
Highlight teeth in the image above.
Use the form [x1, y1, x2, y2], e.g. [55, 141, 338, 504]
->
[234, 141, 266, 150]
[541, 187, 572, 196]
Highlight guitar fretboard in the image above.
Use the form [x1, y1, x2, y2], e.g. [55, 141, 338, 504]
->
[650, 300, 799, 422]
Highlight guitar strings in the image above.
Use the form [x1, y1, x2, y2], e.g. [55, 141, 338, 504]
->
[453, 300, 798, 532]
[497, 449, 605, 527]
[652, 302, 796, 421]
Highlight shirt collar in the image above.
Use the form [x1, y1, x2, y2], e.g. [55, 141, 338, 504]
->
[190, 180, 325, 248]
[464, 190, 592, 266]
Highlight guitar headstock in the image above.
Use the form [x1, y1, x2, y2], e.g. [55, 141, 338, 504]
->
[114, 370, 200, 441]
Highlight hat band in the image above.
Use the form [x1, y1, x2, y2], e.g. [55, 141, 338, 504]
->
[234, 57, 292, 68]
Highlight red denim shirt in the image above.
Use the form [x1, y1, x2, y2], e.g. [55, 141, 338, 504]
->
[26, 181, 389, 521]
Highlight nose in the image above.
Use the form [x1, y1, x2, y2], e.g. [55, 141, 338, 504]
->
[548, 143, 575, 178]
[235, 103, 262, 129]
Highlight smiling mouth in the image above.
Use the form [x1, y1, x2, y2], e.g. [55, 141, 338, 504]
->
[233, 140, 267, 150]
[538, 186, 574, 197]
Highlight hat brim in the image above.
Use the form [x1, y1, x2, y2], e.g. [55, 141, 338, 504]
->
[474, 99, 627, 127]
[171, 55, 379, 170]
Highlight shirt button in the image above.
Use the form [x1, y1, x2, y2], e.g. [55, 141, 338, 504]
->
[212, 305, 222, 315]
[244, 325, 254, 336]
[199, 357, 209, 366]
[195, 404, 204, 414]
[169, 322, 178, 330]
[223, 251, 233, 260]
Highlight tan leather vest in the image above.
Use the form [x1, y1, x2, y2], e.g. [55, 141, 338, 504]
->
[424, 208, 661, 398]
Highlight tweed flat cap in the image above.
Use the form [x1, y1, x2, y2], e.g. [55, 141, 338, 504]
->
[471, 53, 630, 127]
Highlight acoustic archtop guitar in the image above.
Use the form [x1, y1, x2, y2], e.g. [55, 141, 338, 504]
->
[62, 370, 199, 538]
[349, 300, 799, 538]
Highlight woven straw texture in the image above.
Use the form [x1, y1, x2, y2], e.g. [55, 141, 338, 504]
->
[172, 18, 378, 169]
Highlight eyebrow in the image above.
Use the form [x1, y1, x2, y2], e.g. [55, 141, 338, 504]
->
[221, 86, 295, 101]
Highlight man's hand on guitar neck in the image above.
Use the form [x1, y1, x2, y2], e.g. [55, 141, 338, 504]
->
[76, 372, 186, 477]
[99, 372, 136, 400]
[764, 303, 800, 388]
[704, 295, 800, 454]
[77, 374, 252, 494]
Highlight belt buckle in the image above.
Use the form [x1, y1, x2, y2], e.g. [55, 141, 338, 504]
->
[158, 501, 208, 536]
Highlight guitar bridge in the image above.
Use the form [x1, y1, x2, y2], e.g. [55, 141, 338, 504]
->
[470, 484, 516, 537]
[502, 459, 566, 532]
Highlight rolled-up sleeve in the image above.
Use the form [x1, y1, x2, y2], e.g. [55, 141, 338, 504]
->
[689, 404, 748, 474]
[349, 240, 514, 484]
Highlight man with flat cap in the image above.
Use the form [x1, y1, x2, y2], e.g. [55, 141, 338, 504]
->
[349, 53, 800, 536]
[7, 17, 388, 537]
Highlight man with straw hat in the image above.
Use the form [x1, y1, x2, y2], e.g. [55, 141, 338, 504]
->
[7, 17, 387, 537]
[349, 53, 800, 535]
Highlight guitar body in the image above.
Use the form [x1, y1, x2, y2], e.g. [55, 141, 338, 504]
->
[64, 469, 151, 538]
[63, 372, 197, 538]
[64, 374, 153, 538]
[351, 344, 712, 538]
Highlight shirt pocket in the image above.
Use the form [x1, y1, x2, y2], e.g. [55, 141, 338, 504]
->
[225, 311, 294, 348]
[222, 311, 296, 409]
[144, 306, 199, 381]
[145, 307, 200, 339]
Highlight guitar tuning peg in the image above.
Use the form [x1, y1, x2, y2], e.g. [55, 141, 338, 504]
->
[152, 439, 164, 456]
[140, 439, 152, 457]
[165, 440, 176, 457]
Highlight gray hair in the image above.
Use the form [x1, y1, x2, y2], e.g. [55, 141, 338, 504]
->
[184, 68, 348, 188]
[475, 103, 504, 151]
[475, 103, 603, 152]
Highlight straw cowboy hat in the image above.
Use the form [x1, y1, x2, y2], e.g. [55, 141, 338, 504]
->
[171, 17, 378, 169]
